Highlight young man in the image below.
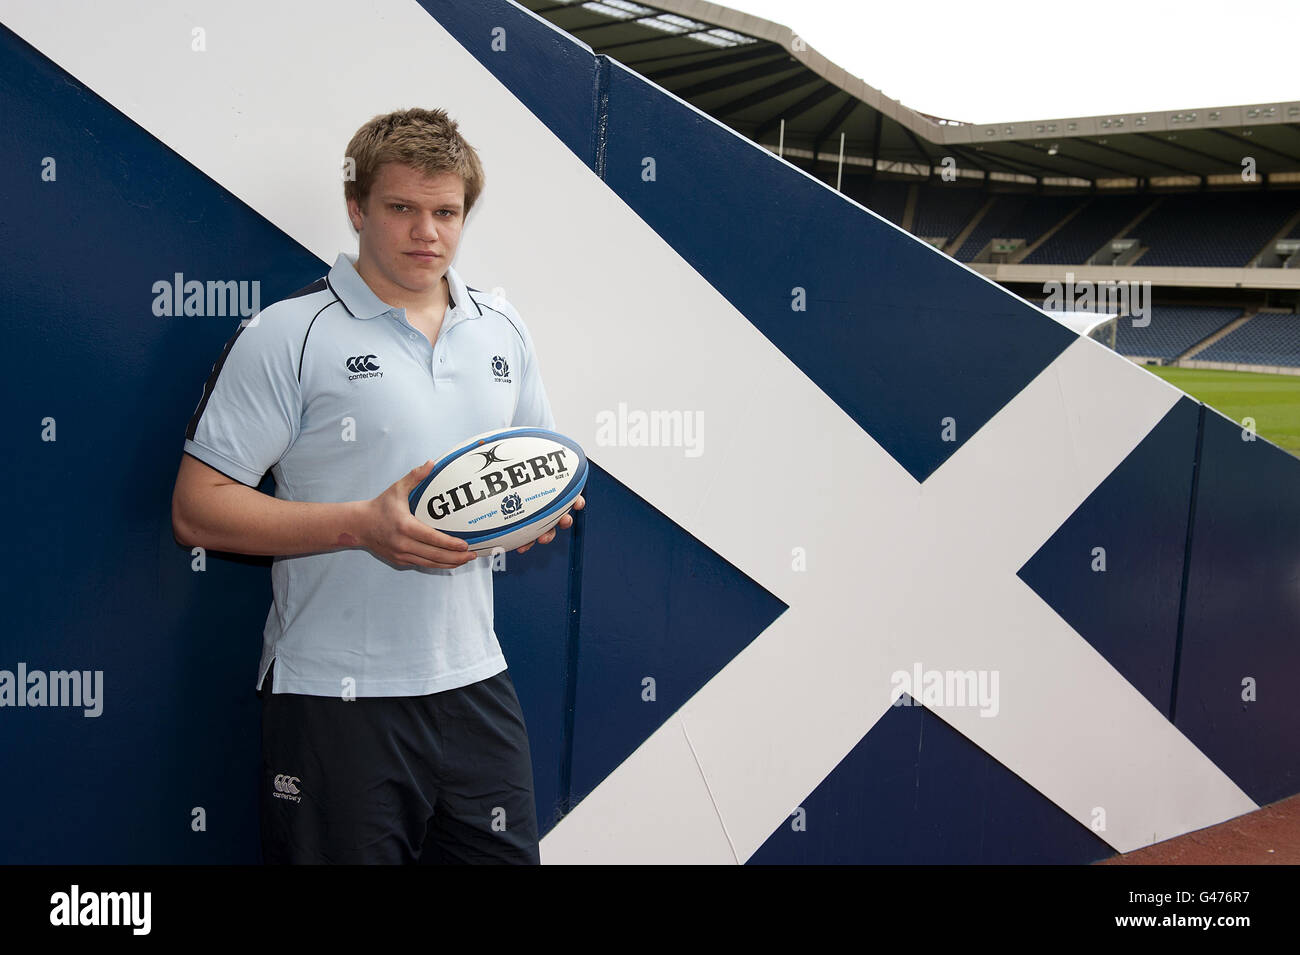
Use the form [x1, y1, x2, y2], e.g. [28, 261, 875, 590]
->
[171, 107, 581, 864]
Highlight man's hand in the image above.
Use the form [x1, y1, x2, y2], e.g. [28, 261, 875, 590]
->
[359, 460, 479, 569]
[516, 494, 585, 554]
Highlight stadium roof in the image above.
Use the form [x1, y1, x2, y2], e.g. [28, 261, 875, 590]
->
[521, 0, 1300, 187]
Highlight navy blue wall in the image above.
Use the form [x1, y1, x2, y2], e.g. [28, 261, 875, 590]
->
[1175, 411, 1300, 806]
[2, 26, 322, 864]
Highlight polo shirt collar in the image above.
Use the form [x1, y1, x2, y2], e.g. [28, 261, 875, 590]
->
[327, 252, 481, 321]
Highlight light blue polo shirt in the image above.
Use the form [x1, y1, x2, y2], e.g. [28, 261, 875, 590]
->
[183, 252, 556, 697]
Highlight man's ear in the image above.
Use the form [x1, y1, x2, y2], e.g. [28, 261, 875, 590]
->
[347, 195, 364, 232]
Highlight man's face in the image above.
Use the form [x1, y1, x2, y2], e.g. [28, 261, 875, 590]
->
[348, 162, 466, 302]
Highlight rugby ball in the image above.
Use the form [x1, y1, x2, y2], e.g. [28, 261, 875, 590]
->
[408, 427, 588, 554]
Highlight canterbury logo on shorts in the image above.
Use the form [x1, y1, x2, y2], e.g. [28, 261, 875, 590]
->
[273, 774, 302, 802]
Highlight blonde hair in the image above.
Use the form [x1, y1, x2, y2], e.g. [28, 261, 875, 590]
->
[343, 107, 485, 215]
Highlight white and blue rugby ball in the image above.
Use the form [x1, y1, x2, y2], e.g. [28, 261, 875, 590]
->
[408, 427, 588, 554]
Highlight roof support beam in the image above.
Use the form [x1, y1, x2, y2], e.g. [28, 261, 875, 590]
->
[897, 120, 936, 174]
[811, 94, 861, 165]
[1065, 139, 1175, 176]
[1206, 128, 1299, 166]
[633, 43, 784, 78]
[1133, 131, 1256, 172]
[754, 82, 840, 139]
[712, 73, 824, 118]
[675, 59, 802, 99]
[869, 110, 883, 177]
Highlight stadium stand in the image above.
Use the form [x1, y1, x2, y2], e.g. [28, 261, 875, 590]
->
[861, 177, 909, 226]
[1191, 311, 1300, 366]
[955, 193, 1083, 261]
[911, 184, 986, 245]
[1126, 191, 1300, 267]
[1022, 194, 1151, 265]
[1109, 305, 1243, 361]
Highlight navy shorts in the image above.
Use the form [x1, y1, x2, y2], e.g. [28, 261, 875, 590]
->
[258, 659, 540, 864]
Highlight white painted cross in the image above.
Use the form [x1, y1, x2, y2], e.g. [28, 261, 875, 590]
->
[541, 337, 1257, 863]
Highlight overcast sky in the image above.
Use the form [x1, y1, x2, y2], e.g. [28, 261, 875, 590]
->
[722, 0, 1298, 124]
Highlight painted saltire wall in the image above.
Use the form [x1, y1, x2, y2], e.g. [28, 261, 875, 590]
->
[0, 0, 1295, 864]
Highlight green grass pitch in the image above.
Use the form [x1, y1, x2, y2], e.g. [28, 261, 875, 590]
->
[1141, 365, 1300, 457]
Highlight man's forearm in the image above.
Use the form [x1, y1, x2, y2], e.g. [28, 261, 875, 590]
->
[175, 483, 371, 557]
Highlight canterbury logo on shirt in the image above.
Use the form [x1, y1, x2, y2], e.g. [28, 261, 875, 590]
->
[346, 354, 383, 380]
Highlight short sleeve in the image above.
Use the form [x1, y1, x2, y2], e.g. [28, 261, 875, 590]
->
[183, 317, 302, 487]
[509, 308, 557, 433]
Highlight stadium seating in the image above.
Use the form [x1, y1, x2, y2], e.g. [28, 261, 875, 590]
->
[1022, 194, 1151, 265]
[852, 180, 1300, 270]
[955, 193, 1084, 261]
[911, 184, 986, 245]
[1128, 191, 1300, 267]
[1107, 305, 1242, 360]
[861, 178, 909, 226]
[1191, 312, 1300, 366]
